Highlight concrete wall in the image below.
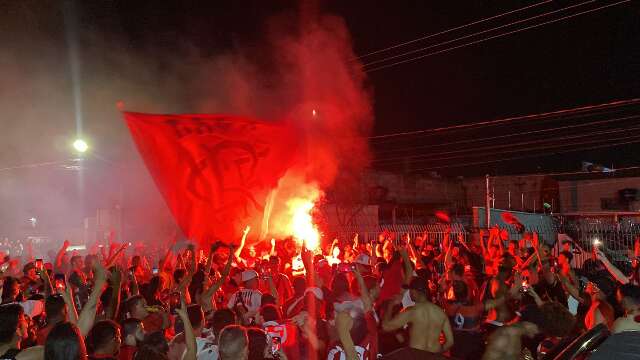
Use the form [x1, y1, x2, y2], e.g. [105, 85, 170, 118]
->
[558, 177, 640, 212]
[363, 171, 465, 205]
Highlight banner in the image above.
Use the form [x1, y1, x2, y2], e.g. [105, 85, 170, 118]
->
[123, 112, 300, 244]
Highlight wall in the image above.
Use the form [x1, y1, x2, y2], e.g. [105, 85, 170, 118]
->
[558, 177, 640, 212]
[363, 171, 465, 205]
[463, 175, 559, 212]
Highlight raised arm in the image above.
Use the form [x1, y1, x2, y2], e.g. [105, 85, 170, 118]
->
[336, 311, 358, 360]
[105, 267, 122, 320]
[399, 246, 413, 286]
[269, 238, 276, 256]
[39, 268, 54, 296]
[78, 261, 108, 336]
[595, 249, 629, 284]
[234, 226, 250, 259]
[175, 295, 197, 360]
[443, 239, 454, 270]
[54, 240, 70, 271]
[479, 229, 489, 258]
[159, 246, 173, 274]
[558, 274, 584, 303]
[265, 274, 279, 303]
[200, 250, 233, 312]
[497, 228, 506, 255]
[301, 241, 317, 287]
[60, 281, 79, 324]
[353, 266, 372, 312]
[204, 242, 218, 278]
[105, 243, 129, 268]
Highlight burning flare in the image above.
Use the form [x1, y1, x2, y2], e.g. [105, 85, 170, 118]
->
[286, 187, 321, 251]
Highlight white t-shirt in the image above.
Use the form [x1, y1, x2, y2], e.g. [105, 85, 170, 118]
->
[227, 288, 263, 313]
[9, 300, 45, 318]
[196, 337, 218, 360]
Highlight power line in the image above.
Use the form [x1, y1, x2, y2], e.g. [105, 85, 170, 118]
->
[366, 0, 631, 73]
[404, 136, 640, 172]
[355, 0, 553, 60]
[488, 165, 640, 179]
[374, 123, 640, 164]
[362, 0, 593, 68]
[369, 97, 640, 140]
[377, 133, 640, 169]
[372, 114, 640, 155]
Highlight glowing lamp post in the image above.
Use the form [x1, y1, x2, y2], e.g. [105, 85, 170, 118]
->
[73, 139, 88, 153]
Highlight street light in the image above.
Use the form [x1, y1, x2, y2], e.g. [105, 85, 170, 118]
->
[73, 139, 88, 153]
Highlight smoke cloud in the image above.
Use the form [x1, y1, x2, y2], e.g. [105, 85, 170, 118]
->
[193, 11, 373, 241]
[0, 2, 372, 252]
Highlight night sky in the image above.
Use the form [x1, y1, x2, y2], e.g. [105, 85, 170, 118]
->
[2, 0, 639, 177]
[1, 0, 639, 240]
[100, 0, 640, 175]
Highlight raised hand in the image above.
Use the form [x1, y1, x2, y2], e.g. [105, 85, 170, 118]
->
[93, 261, 108, 283]
[175, 293, 188, 319]
[111, 266, 123, 285]
[594, 248, 607, 262]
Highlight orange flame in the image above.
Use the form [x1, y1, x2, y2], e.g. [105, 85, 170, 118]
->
[285, 187, 321, 251]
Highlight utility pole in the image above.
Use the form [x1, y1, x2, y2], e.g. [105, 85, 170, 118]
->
[485, 175, 491, 229]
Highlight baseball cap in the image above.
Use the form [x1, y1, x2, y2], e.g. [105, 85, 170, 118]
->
[241, 270, 258, 282]
[354, 253, 371, 267]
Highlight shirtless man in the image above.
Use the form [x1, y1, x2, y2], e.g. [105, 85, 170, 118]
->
[482, 305, 544, 360]
[382, 277, 454, 354]
[484, 266, 516, 333]
[612, 283, 640, 333]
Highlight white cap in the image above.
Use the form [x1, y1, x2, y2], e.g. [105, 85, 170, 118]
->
[304, 287, 324, 300]
[354, 253, 371, 266]
[241, 270, 258, 282]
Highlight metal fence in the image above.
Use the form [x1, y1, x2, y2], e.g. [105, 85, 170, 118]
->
[327, 218, 639, 268]
[557, 219, 640, 263]
[326, 223, 469, 246]
[327, 222, 558, 247]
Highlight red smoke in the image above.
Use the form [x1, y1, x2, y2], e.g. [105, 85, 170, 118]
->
[194, 8, 373, 245]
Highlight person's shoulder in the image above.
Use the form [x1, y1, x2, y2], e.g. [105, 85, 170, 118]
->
[425, 301, 446, 315]
[612, 316, 640, 333]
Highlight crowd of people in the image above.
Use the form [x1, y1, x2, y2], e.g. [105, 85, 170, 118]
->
[1, 226, 639, 360]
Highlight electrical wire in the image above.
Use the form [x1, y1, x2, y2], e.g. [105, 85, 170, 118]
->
[488, 165, 640, 179]
[373, 123, 640, 164]
[362, 0, 593, 68]
[369, 97, 640, 140]
[356, 0, 554, 60]
[365, 0, 631, 73]
[372, 114, 640, 155]
[376, 134, 640, 167]
[397, 136, 640, 172]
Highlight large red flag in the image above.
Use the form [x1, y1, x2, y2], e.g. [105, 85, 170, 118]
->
[123, 112, 300, 244]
